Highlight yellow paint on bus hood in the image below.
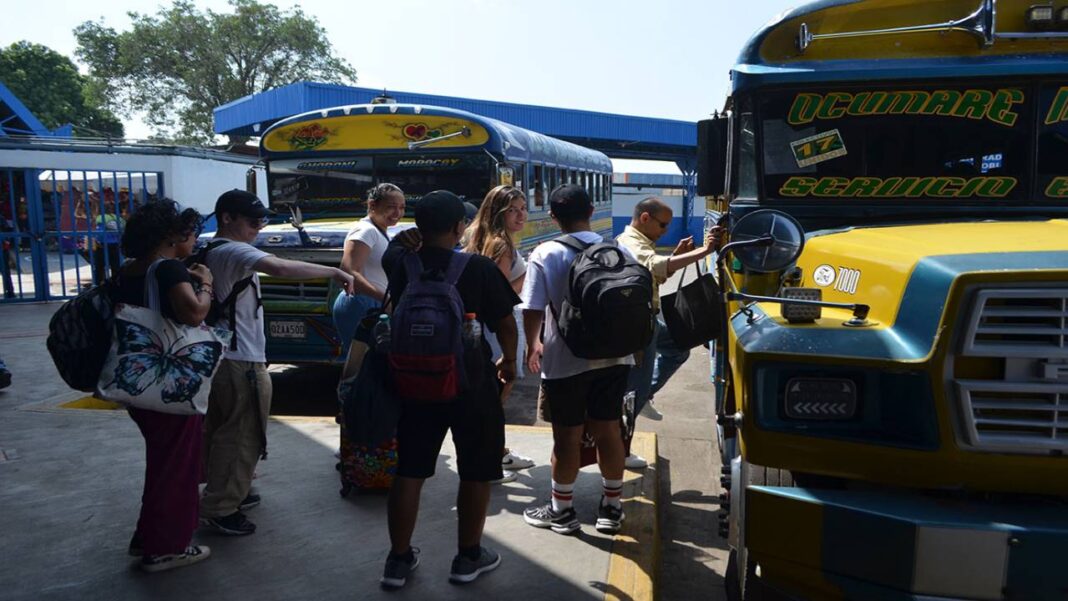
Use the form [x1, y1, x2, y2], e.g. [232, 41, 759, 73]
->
[795, 219, 1068, 327]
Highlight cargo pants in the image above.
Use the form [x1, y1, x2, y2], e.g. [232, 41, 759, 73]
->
[200, 359, 272, 518]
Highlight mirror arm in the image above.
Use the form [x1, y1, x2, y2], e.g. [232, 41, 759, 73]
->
[725, 291, 871, 323]
[726, 292, 867, 320]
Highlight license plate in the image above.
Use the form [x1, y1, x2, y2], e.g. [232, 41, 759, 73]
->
[269, 320, 306, 339]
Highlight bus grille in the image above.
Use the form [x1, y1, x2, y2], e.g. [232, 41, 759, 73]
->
[260, 279, 330, 302]
[955, 288, 1068, 454]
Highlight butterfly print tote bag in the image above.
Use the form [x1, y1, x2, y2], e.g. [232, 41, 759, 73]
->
[96, 261, 232, 415]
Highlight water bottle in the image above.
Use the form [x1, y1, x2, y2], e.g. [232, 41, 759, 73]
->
[373, 314, 391, 352]
[462, 312, 482, 349]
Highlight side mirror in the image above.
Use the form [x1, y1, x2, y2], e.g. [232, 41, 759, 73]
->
[696, 116, 728, 197]
[730, 209, 805, 272]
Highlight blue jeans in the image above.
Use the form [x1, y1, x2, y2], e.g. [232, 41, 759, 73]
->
[627, 316, 690, 416]
[332, 293, 379, 344]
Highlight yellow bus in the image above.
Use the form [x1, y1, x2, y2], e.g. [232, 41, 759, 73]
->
[251, 102, 612, 364]
[699, 1, 1068, 599]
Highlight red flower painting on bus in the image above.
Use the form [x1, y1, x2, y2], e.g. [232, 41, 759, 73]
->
[286, 123, 333, 151]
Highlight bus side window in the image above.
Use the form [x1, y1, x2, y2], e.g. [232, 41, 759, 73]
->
[533, 165, 545, 208]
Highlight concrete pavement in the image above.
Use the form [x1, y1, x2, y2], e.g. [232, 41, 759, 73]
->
[0, 302, 672, 601]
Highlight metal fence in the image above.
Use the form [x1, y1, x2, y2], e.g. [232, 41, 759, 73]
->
[1, 168, 164, 302]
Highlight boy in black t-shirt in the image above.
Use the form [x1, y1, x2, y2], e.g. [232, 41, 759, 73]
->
[379, 190, 519, 589]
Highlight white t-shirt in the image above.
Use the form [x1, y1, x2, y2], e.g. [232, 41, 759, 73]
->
[519, 231, 635, 380]
[205, 238, 270, 362]
[345, 217, 390, 294]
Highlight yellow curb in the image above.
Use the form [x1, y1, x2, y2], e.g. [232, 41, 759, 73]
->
[59, 396, 123, 410]
[607, 430, 659, 601]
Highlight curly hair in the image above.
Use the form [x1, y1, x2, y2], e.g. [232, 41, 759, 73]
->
[367, 183, 403, 212]
[464, 185, 525, 262]
[121, 198, 201, 259]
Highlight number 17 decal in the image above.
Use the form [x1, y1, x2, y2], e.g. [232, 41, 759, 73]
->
[790, 129, 847, 168]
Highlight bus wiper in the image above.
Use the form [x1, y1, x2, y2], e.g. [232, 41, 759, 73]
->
[407, 127, 472, 150]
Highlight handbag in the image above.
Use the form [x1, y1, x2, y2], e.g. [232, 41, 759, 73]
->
[96, 260, 231, 415]
[661, 262, 724, 350]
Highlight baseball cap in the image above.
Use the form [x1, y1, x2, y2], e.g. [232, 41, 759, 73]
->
[463, 202, 479, 222]
[215, 189, 274, 219]
[415, 190, 466, 235]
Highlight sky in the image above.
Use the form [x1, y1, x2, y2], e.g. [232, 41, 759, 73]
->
[2, 0, 801, 173]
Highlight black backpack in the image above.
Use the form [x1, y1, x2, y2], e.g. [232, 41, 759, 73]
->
[187, 240, 259, 351]
[47, 279, 119, 392]
[551, 235, 655, 359]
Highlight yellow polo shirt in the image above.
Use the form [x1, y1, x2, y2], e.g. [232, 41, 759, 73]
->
[616, 225, 669, 312]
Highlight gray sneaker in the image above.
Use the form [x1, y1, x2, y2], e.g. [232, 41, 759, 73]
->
[380, 547, 420, 589]
[449, 546, 501, 584]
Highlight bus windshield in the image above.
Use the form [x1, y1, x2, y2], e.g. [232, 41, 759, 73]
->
[267, 153, 494, 217]
[756, 81, 1068, 204]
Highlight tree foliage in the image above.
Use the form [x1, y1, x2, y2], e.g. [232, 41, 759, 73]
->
[0, 41, 124, 137]
[74, 0, 357, 144]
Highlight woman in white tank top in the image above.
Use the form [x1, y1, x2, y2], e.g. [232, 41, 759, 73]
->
[465, 185, 535, 479]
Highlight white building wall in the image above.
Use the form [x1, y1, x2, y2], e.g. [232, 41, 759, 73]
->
[0, 147, 265, 214]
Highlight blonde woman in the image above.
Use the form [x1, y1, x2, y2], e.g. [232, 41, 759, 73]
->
[333, 183, 405, 377]
[465, 185, 535, 480]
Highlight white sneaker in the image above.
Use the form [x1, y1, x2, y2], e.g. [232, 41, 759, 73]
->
[501, 450, 535, 470]
[625, 454, 648, 469]
[491, 470, 518, 485]
[639, 401, 663, 421]
[140, 545, 211, 572]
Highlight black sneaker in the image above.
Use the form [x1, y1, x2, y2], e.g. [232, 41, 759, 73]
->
[523, 502, 580, 534]
[595, 499, 625, 534]
[238, 493, 261, 511]
[128, 533, 143, 557]
[201, 511, 256, 535]
[0, 368, 11, 390]
[449, 546, 501, 584]
[380, 547, 420, 589]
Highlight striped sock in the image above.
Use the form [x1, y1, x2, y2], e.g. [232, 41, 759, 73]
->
[602, 478, 623, 508]
[551, 480, 575, 512]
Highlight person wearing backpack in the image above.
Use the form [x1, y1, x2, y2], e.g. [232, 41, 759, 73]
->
[520, 184, 649, 537]
[378, 190, 519, 589]
[114, 199, 216, 572]
[198, 190, 354, 536]
[615, 197, 722, 467]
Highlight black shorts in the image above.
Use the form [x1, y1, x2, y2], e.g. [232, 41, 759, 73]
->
[540, 365, 629, 427]
[395, 392, 505, 482]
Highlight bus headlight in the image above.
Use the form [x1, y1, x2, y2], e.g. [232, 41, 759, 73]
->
[783, 377, 858, 420]
[1026, 4, 1055, 29]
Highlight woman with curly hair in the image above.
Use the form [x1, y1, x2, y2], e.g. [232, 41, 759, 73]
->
[464, 185, 535, 481]
[333, 183, 405, 377]
[116, 198, 215, 572]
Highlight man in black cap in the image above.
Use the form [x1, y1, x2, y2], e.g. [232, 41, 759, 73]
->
[378, 190, 519, 589]
[199, 190, 354, 536]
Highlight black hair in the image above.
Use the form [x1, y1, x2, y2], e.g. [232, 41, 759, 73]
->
[633, 196, 668, 220]
[367, 183, 403, 204]
[548, 184, 592, 226]
[121, 198, 201, 259]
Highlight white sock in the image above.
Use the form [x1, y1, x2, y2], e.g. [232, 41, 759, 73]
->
[602, 478, 623, 508]
[551, 479, 575, 512]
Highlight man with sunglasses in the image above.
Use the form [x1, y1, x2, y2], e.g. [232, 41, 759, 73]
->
[615, 197, 720, 467]
[199, 190, 354, 536]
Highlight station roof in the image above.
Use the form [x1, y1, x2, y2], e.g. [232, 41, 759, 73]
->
[0, 81, 54, 137]
[214, 82, 698, 166]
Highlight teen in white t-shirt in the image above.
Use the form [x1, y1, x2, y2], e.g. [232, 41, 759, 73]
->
[332, 184, 406, 378]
